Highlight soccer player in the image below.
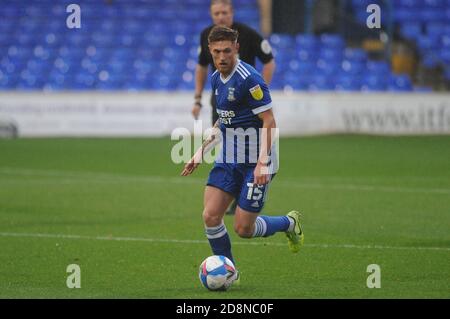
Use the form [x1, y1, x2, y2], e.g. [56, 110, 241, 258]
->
[192, 0, 275, 215]
[192, 0, 275, 123]
[181, 26, 303, 283]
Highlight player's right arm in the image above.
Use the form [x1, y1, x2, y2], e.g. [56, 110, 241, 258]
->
[261, 59, 275, 85]
[249, 25, 275, 85]
[181, 120, 221, 176]
[191, 64, 208, 120]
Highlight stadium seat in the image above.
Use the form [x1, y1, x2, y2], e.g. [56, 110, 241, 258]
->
[309, 75, 334, 91]
[319, 48, 343, 62]
[394, 9, 422, 23]
[388, 74, 413, 91]
[366, 61, 391, 76]
[443, 65, 450, 80]
[420, 9, 447, 23]
[344, 48, 368, 63]
[320, 34, 345, 50]
[440, 49, 450, 63]
[400, 22, 423, 40]
[316, 59, 341, 76]
[335, 74, 362, 91]
[269, 34, 295, 50]
[422, 52, 441, 68]
[341, 60, 366, 75]
[361, 74, 388, 91]
[295, 34, 318, 51]
[423, 0, 447, 8]
[1, 0, 445, 92]
[397, 0, 424, 8]
[427, 22, 447, 39]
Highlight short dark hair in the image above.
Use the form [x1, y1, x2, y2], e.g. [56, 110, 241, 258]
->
[210, 0, 233, 8]
[208, 26, 238, 44]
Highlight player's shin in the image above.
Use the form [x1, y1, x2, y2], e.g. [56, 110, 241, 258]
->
[251, 215, 292, 238]
[205, 222, 235, 265]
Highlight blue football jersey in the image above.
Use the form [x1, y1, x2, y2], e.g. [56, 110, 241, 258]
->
[211, 60, 277, 168]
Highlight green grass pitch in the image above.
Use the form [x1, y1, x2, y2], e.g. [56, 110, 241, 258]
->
[0, 136, 449, 298]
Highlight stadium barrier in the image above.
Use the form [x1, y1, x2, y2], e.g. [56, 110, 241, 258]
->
[0, 92, 449, 137]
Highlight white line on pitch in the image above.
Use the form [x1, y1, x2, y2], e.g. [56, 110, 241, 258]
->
[0, 167, 449, 195]
[0, 232, 448, 252]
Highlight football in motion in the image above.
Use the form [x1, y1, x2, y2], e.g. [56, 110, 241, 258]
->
[199, 255, 237, 291]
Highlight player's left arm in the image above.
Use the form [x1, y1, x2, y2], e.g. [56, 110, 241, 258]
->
[254, 108, 276, 185]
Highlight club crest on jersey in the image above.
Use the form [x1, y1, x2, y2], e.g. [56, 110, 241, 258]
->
[227, 87, 236, 101]
[250, 84, 263, 101]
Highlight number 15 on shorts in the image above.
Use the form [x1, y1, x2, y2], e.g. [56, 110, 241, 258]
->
[246, 183, 268, 202]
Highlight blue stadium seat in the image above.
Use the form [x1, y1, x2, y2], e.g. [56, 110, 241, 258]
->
[335, 74, 362, 91]
[420, 9, 447, 22]
[394, 9, 422, 23]
[283, 71, 309, 91]
[0, 72, 18, 90]
[3, 0, 436, 92]
[344, 48, 368, 63]
[316, 59, 341, 76]
[426, 22, 447, 39]
[440, 48, 450, 63]
[444, 65, 450, 80]
[297, 49, 316, 62]
[388, 74, 413, 91]
[400, 22, 423, 40]
[442, 35, 450, 48]
[289, 60, 314, 73]
[320, 34, 345, 50]
[341, 60, 366, 75]
[396, 0, 424, 8]
[309, 75, 334, 91]
[361, 75, 388, 91]
[423, 0, 447, 8]
[269, 34, 295, 50]
[295, 34, 318, 51]
[416, 35, 441, 54]
[422, 52, 441, 68]
[319, 48, 343, 62]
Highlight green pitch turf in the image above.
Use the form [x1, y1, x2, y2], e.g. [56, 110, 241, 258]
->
[0, 136, 449, 298]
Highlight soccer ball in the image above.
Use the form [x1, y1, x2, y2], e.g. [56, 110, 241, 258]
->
[199, 255, 237, 291]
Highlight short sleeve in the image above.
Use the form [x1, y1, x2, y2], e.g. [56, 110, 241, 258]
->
[245, 73, 272, 115]
[250, 29, 274, 65]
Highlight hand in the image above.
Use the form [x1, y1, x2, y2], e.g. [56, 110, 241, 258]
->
[181, 151, 202, 176]
[181, 159, 199, 176]
[253, 162, 269, 186]
[191, 103, 201, 120]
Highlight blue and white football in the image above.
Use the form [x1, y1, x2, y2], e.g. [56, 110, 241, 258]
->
[199, 255, 236, 291]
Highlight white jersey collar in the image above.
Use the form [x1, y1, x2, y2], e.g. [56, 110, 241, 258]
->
[220, 59, 241, 84]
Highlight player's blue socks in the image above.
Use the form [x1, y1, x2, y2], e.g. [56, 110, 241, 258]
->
[252, 215, 292, 238]
[205, 223, 235, 265]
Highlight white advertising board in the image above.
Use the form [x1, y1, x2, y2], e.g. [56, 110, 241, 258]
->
[0, 92, 449, 137]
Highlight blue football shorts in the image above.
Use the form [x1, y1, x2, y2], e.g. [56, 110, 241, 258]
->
[206, 162, 275, 213]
